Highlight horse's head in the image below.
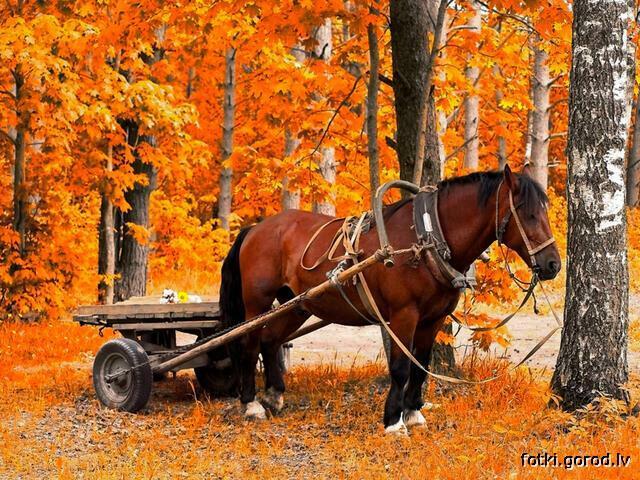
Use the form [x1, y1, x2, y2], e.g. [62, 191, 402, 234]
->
[497, 165, 561, 280]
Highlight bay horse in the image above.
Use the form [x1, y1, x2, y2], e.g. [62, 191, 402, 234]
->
[219, 165, 560, 433]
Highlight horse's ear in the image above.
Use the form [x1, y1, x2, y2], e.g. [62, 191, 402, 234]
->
[521, 163, 533, 177]
[503, 164, 520, 194]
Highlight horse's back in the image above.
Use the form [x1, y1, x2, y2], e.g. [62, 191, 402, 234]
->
[239, 209, 337, 292]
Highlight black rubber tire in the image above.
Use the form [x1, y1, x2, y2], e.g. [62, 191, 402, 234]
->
[93, 338, 152, 413]
[194, 346, 238, 398]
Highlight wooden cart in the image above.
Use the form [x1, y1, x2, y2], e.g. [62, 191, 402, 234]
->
[74, 181, 404, 413]
[74, 296, 321, 412]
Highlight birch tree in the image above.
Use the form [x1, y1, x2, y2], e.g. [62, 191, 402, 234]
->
[463, 1, 481, 169]
[551, 0, 634, 410]
[312, 19, 337, 216]
[529, 39, 551, 189]
[281, 45, 305, 211]
[218, 47, 236, 230]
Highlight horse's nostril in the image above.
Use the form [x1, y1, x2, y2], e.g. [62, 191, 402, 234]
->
[548, 260, 559, 273]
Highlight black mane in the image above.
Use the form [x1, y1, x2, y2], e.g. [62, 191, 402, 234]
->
[381, 170, 548, 219]
[439, 170, 548, 216]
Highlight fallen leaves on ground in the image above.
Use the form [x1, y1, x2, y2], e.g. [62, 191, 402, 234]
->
[0, 321, 638, 479]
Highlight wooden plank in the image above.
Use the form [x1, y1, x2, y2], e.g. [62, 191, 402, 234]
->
[74, 301, 220, 319]
[112, 320, 221, 331]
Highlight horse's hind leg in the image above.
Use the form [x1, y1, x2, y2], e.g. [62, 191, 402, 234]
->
[261, 299, 310, 413]
[402, 319, 442, 429]
[238, 295, 276, 420]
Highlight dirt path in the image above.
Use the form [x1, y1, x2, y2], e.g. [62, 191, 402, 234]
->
[289, 297, 640, 373]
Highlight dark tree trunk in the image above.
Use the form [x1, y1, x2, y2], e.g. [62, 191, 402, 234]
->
[389, 0, 431, 184]
[366, 20, 380, 207]
[627, 94, 640, 206]
[12, 68, 28, 256]
[115, 123, 157, 301]
[551, 0, 634, 410]
[390, 0, 455, 372]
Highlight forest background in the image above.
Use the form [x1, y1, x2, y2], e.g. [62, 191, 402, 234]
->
[0, 0, 639, 344]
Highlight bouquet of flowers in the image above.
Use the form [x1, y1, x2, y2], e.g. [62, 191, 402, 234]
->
[160, 289, 202, 304]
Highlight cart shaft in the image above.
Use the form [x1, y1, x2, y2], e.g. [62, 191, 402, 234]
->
[154, 249, 389, 374]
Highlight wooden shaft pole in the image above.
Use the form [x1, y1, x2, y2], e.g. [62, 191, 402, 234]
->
[285, 319, 331, 343]
[154, 250, 389, 374]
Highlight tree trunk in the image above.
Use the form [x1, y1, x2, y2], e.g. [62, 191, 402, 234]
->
[312, 19, 337, 216]
[530, 41, 550, 189]
[389, 0, 433, 183]
[390, 0, 455, 373]
[115, 124, 157, 301]
[436, 10, 449, 175]
[98, 144, 115, 305]
[366, 21, 380, 208]
[627, 94, 640, 206]
[12, 68, 27, 256]
[315, 147, 337, 215]
[463, 2, 481, 170]
[281, 45, 306, 211]
[218, 47, 236, 230]
[282, 129, 301, 210]
[551, 0, 634, 411]
[494, 64, 507, 170]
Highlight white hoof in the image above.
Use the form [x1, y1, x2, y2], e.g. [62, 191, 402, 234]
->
[243, 400, 266, 420]
[263, 387, 284, 413]
[404, 409, 426, 428]
[384, 415, 408, 436]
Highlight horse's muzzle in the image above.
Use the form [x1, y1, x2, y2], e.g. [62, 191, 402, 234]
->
[537, 257, 561, 280]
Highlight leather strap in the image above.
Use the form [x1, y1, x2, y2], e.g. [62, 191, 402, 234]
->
[448, 277, 537, 332]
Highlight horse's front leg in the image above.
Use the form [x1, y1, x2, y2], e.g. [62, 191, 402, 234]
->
[383, 306, 419, 435]
[402, 318, 443, 429]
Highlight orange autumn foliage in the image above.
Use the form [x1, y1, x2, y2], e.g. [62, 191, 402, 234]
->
[0, 0, 636, 346]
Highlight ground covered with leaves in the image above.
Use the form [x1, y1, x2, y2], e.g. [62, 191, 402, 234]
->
[0, 321, 639, 479]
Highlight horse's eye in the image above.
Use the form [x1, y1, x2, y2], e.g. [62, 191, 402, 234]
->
[529, 213, 536, 221]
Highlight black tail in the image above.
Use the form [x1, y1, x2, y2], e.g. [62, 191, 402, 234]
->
[220, 227, 252, 328]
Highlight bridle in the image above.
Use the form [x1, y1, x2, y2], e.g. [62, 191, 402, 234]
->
[495, 180, 556, 271]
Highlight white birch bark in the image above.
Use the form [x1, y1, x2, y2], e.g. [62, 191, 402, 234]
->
[312, 19, 337, 216]
[551, 0, 634, 410]
[493, 64, 507, 169]
[463, 2, 481, 169]
[281, 45, 306, 211]
[282, 129, 301, 210]
[530, 41, 550, 189]
[218, 48, 236, 230]
[436, 8, 449, 176]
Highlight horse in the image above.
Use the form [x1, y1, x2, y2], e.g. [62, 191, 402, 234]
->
[219, 165, 561, 433]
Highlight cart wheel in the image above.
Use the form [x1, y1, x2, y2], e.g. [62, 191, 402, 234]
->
[194, 346, 238, 398]
[93, 338, 152, 412]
